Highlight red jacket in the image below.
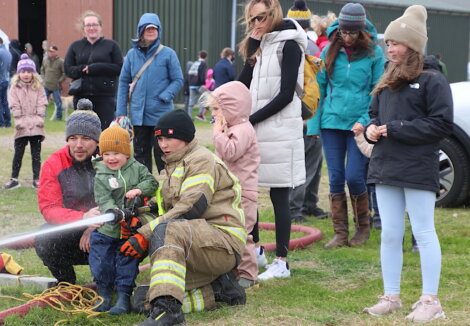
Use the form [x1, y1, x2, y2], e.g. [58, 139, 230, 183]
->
[38, 146, 97, 224]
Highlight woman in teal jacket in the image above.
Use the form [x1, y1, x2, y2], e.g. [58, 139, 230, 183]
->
[307, 3, 384, 249]
[116, 13, 183, 173]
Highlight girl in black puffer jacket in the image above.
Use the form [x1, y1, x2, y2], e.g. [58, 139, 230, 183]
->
[363, 5, 452, 323]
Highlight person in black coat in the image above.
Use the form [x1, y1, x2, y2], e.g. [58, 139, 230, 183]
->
[363, 6, 452, 323]
[64, 10, 123, 130]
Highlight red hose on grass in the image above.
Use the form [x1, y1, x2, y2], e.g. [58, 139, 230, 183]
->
[259, 222, 322, 252]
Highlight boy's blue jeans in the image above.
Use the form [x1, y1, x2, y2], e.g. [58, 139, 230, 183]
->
[321, 129, 368, 195]
[89, 231, 139, 294]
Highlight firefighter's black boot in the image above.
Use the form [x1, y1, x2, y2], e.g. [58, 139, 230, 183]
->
[138, 296, 185, 326]
[211, 271, 246, 306]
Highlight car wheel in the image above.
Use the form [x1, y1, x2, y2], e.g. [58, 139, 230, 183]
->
[436, 138, 470, 207]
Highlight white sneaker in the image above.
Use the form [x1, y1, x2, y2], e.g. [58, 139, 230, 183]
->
[257, 258, 290, 281]
[255, 246, 267, 268]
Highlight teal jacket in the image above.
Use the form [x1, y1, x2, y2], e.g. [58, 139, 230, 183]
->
[307, 19, 385, 135]
[93, 157, 159, 238]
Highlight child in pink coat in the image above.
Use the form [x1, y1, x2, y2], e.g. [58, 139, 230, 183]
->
[4, 54, 48, 190]
[208, 81, 260, 288]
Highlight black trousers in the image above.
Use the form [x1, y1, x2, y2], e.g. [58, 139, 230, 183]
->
[12, 136, 42, 180]
[35, 226, 89, 284]
[133, 126, 164, 173]
[73, 95, 116, 130]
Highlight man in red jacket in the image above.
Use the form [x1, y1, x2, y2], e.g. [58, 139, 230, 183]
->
[35, 99, 102, 284]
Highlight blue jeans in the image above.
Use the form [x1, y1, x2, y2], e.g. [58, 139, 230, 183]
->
[321, 129, 368, 195]
[0, 80, 11, 127]
[89, 231, 139, 294]
[376, 185, 441, 295]
[45, 88, 62, 119]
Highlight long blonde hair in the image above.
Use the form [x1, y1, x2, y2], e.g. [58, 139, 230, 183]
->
[11, 72, 43, 90]
[238, 0, 284, 60]
[373, 47, 424, 94]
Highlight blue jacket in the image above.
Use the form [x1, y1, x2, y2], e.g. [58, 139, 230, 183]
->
[0, 44, 12, 83]
[213, 58, 235, 88]
[307, 19, 385, 135]
[116, 13, 183, 127]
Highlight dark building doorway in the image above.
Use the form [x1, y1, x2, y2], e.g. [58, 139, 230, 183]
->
[18, 0, 46, 71]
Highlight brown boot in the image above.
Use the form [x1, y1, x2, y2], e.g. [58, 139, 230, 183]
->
[324, 192, 349, 249]
[349, 191, 371, 246]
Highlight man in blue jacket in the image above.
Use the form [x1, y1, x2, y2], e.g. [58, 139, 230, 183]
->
[213, 47, 235, 89]
[116, 13, 183, 173]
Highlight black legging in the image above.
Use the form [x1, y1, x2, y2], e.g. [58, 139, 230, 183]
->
[12, 136, 42, 180]
[270, 187, 291, 258]
[133, 126, 164, 174]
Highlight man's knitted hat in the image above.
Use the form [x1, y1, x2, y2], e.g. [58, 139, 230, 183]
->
[17, 54, 36, 73]
[287, 0, 312, 29]
[154, 110, 195, 143]
[338, 3, 366, 31]
[66, 105, 101, 142]
[99, 125, 131, 156]
[384, 5, 428, 55]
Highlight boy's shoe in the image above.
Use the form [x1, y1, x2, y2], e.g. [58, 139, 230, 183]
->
[32, 180, 40, 189]
[257, 258, 290, 281]
[4, 178, 20, 190]
[363, 295, 402, 317]
[405, 295, 445, 323]
[211, 271, 246, 305]
[255, 246, 268, 269]
[139, 296, 185, 326]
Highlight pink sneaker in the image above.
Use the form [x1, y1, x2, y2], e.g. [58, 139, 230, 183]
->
[405, 295, 445, 323]
[363, 295, 402, 316]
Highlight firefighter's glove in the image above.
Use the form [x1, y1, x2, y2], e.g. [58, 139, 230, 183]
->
[120, 234, 148, 260]
[128, 216, 143, 234]
[107, 208, 133, 224]
[120, 221, 132, 240]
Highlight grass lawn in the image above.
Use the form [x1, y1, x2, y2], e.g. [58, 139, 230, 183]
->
[0, 105, 469, 325]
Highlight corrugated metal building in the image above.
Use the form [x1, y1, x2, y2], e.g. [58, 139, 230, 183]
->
[1, 0, 469, 85]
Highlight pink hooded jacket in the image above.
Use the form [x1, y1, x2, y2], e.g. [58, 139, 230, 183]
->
[8, 79, 48, 140]
[212, 81, 260, 194]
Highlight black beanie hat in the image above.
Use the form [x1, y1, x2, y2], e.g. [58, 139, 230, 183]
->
[154, 110, 195, 143]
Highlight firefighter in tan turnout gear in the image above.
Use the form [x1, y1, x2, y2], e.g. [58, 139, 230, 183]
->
[119, 109, 247, 326]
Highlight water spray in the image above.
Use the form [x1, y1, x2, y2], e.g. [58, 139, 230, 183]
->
[0, 213, 115, 248]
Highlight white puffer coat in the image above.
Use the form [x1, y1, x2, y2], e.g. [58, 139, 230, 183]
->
[250, 19, 307, 188]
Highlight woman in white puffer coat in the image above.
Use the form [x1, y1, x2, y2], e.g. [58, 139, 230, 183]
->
[238, 0, 306, 281]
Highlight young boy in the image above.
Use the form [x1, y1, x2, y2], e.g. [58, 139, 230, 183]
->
[208, 81, 260, 288]
[90, 125, 158, 315]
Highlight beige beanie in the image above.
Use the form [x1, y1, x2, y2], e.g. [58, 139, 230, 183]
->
[384, 5, 428, 55]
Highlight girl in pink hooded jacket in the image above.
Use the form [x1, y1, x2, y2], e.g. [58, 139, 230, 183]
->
[4, 54, 47, 190]
[208, 81, 260, 288]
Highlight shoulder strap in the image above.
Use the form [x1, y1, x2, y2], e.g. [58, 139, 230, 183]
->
[133, 44, 164, 86]
[276, 41, 303, 98]
[127, 44, 165, 118]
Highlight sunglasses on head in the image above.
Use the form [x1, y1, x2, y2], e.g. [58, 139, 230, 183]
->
[339, 29, 360, 38]
[249, 12, 268, 24]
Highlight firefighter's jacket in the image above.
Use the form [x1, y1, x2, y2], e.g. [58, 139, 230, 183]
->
[138, 139, 246, 255]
